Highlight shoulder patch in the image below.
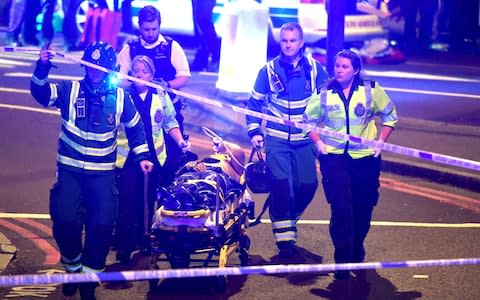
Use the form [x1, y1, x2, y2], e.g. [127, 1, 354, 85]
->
[362, 80, 376, 88]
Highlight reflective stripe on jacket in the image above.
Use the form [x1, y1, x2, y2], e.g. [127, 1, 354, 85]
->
[115, 88, 179, 168]
[246, 53, 328, 143]
[304, 80, 398, 158]
[30, 62, 150, 173]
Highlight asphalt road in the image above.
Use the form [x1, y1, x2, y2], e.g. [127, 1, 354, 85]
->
[0, 38, 479, 300]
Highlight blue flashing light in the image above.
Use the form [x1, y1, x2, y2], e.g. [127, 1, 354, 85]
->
[108, 73, 120, 87]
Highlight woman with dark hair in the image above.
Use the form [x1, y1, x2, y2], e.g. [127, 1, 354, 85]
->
[303, 49, 398, 279]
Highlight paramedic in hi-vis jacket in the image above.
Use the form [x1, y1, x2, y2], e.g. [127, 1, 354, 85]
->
[303, 49, 398, 280]
[30, 41, 153, 299]
[246, 22, 328, 259]
[114, 55, 190, 265]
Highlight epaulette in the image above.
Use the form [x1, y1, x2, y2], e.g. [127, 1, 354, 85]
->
[361, 80, 376, 88]
[159, 36, 173, 51]
[127, 37, 140, 46]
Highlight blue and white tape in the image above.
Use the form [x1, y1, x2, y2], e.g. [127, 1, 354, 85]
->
[0, 257, 479, 286]
[3, 46, 479, 172]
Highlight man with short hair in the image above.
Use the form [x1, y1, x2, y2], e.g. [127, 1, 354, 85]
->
[246, 22, 328, 258]
[118, 5, 191, 186]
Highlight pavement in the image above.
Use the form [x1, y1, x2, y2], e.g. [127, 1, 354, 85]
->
[0, 35, 479, 277]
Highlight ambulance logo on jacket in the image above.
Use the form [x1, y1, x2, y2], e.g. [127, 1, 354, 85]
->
[354, 103, 366, 117]
[107, 113, 115, 125]
[154, 109, 163, 123]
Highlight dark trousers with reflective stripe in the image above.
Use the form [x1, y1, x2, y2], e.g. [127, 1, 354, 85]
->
[50, 167, 117, 271]
[266, 138, 318, 243]
[319, 153, 380, 264]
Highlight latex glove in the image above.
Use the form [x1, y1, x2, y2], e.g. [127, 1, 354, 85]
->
[315, 140, 328, 155]
[178, 140, 191, 152]
[373, 139, 384, 158]
[250, 135, 264, 148]
[139, 160, 154, 173]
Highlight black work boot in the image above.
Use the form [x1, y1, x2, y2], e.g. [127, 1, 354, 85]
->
[79, 282, 99, 300]
[276, 240, 297, 258]
[62, 282, 79, 297]
[61, 269, 81, 297]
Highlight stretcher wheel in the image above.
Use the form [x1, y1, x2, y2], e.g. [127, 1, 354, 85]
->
[213, 275, 228, 293]
[141, 234, 152, 256]
[149, 253, 161, 291]
[167, 253, 190, 269]
[149, 278, 159, 291]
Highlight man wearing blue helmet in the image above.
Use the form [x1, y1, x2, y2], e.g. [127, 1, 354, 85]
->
[31, 41, 154, 300]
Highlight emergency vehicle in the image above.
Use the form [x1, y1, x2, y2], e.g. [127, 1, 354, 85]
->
[69, 0, 392, 47]
[56, 0, 401, 62]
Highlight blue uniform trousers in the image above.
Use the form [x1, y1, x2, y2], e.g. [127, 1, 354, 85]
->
[266, 138, 318, 243]
[50, 167, 117, 272]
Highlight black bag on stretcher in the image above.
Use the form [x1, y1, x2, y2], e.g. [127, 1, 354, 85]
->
[81, 3, 121, 49]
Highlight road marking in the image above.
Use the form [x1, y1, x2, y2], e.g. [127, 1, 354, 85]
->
[0, 87, 31, 94]
[0, 213, 479, 228]
[0, 213, 51, 219]
[0, 219, 59, 265]
[413, 274, 430, 279]
[0, 52, 77, 64]
[381, 177, 480, 214]
[1, 71, 479, 100]
[0, 58, 31, 66]
[381, 177, 480, 204]
[16, 218, 53, 236]
[365, 70, 480, 83]
[4, 72, 82, 81]
[0, 103, 60, 115]
[383, 87, 480, 99]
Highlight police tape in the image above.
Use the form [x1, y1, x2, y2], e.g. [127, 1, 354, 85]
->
[3, 46, 479, 172]
[0, 257, 478, 286]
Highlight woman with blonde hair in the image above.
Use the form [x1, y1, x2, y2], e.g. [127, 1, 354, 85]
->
[114, 55, 190, 264]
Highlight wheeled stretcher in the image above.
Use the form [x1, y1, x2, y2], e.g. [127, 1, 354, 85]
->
[148, 134, 254, 291]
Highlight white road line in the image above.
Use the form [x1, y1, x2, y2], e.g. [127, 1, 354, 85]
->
[0, 58, 31, 66]
[4, 72, 82, 81]
[0, 64, 15, 69]
[0, 103, 60, 115]
[365, 70, 480, 83]
[1, 75, 478, 100]
[0, 213, 478, 228]
[0, 52, 78, 64]
[0, 87, 31, 94]
[384, 87, 480, 99]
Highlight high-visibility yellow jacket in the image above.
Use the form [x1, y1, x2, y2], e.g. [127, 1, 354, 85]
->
[116, 87, 179, 168]
[304, 79, 398, 158]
